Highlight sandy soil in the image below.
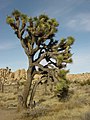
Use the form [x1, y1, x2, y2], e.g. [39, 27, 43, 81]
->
[0, 109, 17, 120]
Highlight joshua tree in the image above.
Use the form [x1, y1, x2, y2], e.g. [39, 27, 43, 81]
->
[0, 67, 11, 92]
[6, 10, 74, 109]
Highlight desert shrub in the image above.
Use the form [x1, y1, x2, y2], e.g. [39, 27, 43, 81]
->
[80, 79, 90, 86]
[56, 79, 69, 100]
[86, 79, 90, 85]
[55, 69, 69, 100]
[73, 80, 80, 84]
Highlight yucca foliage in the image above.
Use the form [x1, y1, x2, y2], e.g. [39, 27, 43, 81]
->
[6, 10, 75, 109]
[55, 69, 69, 99]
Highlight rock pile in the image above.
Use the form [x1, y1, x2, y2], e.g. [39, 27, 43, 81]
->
[0, 68, 27, 86]
[14, 69, 26, 80]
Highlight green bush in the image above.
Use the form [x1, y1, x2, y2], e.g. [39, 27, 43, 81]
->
[56, 78, 69, 100]
[80, 79, 90, 86]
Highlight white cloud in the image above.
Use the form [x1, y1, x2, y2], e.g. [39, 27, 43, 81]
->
[67, 52, 90, 74]
[67, 13, 90, 32]
[33, 0, 83, 18]
[0, 42, 19, 50]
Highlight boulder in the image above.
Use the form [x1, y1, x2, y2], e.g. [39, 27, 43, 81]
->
[14, 69, 21, 80]
[14, 69, 26, 80]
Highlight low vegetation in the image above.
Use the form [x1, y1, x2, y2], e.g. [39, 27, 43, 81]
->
[0, 72, 90, 120]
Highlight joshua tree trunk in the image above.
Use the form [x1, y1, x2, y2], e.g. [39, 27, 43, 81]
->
[29, 79, 43, 108]
[22, 68, 32, 108]
[20, 57, 34, 109]
[17, 67, 33, 110]
[44, 80, 48, 95]
[29, 81, 38, 108]
[1, 82, 4, 93]
[50, 82, 54, 92]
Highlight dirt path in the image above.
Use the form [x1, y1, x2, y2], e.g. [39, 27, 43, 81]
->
[0, 109, 18, 120]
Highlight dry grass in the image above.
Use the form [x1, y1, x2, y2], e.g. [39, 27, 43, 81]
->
[0, 73, 90, 120]
[18, 82, 90, 120]
[67, 73, 90, 83]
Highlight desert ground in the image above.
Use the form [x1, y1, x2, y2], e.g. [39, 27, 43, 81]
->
[0, 69, 90, 120]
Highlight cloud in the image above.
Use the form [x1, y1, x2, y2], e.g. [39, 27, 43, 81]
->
[67, 52, 90, 73]
[33, 0, 80, 18]
[0, 42, 19, 50]
[67, 13, 90, 32]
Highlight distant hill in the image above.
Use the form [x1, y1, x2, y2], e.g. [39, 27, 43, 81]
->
[0, 67, 90, 83]
[67, 73, 90, 82]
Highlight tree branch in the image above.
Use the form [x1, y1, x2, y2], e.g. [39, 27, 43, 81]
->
[35, 52, 47, 64]
[20, 39, 30, 56]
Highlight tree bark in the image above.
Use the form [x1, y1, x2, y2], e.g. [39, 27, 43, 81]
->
[19, 56, 34, 109]
[1, 82, 4, 93]
[28, 79, 43, 108]
[23, 69, 33, 108]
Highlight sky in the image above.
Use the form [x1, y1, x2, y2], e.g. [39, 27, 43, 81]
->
[0, 0, 90, 74]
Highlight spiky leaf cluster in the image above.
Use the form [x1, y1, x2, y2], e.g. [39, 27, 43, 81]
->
[52, 37, 75, 69]
[6, 16, 15, 24]
[6, 10, 59, 49]
[56, 80, 68, 91]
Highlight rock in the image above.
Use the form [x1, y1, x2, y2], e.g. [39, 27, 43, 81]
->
[20, 69, 26, 79]
[14, 69, 26, 80]
[14, 69, 21, 80]
[8, 72, 14, 79]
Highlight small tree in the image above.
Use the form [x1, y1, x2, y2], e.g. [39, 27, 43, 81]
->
[0, 67, 11, 92]
[6, 10, 75, 109]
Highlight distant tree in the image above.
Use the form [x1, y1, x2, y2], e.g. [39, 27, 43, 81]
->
[6, 10, 75, 109]
[0, 67, 11, 92]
